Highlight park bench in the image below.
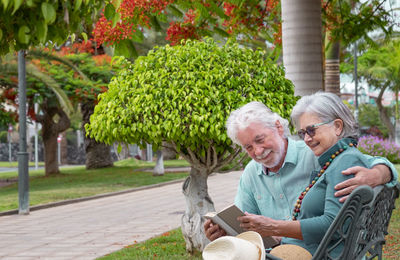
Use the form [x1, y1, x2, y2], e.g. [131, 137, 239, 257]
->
[266, 183, 400, 260]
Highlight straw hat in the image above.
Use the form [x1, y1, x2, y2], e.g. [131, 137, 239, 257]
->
[202, 231, 265, 260]
[270, 244, 312, 260]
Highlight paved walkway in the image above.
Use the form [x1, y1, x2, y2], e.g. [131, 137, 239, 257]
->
[0, 170, 243, 260]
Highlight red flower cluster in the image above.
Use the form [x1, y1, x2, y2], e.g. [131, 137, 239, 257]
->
[59, 41, 96, 56]
[223, 0, 279, 34]
[3, 88, 17, 101]
[166, 9, 202, 45]
[273, 22, 282, 46]
[27, 107, 36, 121]
[166, 22, 200, 46]
[92, 0, 174, 46]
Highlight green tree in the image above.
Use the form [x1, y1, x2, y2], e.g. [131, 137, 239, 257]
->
[0, 46, 115, 174]
[0, 1, 103, 55]
[86, 38, 297, 252]
[322, 0, 396, 95]
[1, 0, 104, 212]
[342, 38, 400, 140]
[358, 103, 390, 137]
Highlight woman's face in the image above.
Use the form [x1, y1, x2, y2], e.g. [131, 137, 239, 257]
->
[298, 113, 342, 156]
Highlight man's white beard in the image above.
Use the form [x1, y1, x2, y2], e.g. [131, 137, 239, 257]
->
[263, 137, 285, 169]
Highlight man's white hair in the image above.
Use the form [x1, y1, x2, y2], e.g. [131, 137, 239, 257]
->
[226, 101, 290, 145]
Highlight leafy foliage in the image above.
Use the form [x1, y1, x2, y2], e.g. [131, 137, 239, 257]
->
[92, 0, 282, 58]
[0, 0, 104, 55]
[86, 38, 296, 170]
[0, 42, 116, 120]
[358, 103, 390, 138]
[322, 0, 396, 45]
[30, 47, 114, 104]
[341, 38, 400, 139]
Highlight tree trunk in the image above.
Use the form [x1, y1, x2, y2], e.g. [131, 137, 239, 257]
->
[181, 167, 215, 253]
[36, 101, 70, 176]
[324, 35, 341, 95]
[60, 131, 68, 164]
[153, 150, 164, 176]
[43, 133, 59, 174]
[281, 0, 323, 96]
[81, 102, 113, 169]
[395, 89, 400, 144]
[376, 84, 395, 140]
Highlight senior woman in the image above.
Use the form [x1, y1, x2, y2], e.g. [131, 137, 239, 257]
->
[239, 92, 369, 258]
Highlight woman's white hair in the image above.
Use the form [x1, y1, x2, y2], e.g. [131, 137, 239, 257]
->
[226, 101, 290, 145]
[291, 92, 359, 139]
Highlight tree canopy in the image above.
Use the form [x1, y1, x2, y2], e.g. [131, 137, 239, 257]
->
[0, 0, 103, 55]
[86, 38, 296, 169]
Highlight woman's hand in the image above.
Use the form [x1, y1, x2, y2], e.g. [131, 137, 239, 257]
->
[238, 212, 303, 240]
[238, 212, 278, 237]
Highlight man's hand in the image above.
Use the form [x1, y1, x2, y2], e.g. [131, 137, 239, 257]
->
[335, 165, 391, 202]
[204, 219, 226, 241]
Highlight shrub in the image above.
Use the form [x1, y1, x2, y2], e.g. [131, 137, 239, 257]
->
[0, 131, 8, 143]
[358, 135, 400, 164]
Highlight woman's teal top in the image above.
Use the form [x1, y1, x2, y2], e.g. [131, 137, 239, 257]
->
[281, 138, 369, 256]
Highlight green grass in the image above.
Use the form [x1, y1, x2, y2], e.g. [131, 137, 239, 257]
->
[383, 165, 400, 259]
[384, 198, 400, 259]
[0, 161, 45, 167]
[98, 228, 201, 260]
[0, 159, 189, 212]
[0, 158, 190, 179]
[114, 158, 190, 168]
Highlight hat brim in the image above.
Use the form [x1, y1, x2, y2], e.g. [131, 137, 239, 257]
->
[237, 231, 265, 260]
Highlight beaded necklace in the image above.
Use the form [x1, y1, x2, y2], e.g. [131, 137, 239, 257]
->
[292, 142, 355, 220]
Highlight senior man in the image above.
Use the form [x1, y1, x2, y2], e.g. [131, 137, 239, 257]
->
[204, 101, 398, 241]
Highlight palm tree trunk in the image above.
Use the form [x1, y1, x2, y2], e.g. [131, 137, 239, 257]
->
[281, 0, 323, 96]
[324, 32, 341, 95]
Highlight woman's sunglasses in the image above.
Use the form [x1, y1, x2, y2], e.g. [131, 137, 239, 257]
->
[297, 120, 333, 139]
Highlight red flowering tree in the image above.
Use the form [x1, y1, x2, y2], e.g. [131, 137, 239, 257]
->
[0, 42, 116, 175]
[92, 0, 282, 57]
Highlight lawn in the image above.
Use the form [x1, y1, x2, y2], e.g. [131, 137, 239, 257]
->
[0, 161, 45, 168]
[99, 228, 202, 260]
[0, 158, 190, 212]
[383, 193, 400, 259]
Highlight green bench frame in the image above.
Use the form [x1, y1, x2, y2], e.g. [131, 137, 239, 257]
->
[266, 184, 400, 260]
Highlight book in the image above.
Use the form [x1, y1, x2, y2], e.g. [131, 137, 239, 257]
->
[204, 204, 279, 248]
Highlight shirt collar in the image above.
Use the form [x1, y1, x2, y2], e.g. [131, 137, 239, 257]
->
[317, 137, 358, 167]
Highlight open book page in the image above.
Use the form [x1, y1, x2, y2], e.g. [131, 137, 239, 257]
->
[204, 204, 280, 248]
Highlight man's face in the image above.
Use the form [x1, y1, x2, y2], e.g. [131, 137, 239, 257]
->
[236, 121, 286, 169]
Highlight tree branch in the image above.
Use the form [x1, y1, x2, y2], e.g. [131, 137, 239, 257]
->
[214, 147, 241, 172]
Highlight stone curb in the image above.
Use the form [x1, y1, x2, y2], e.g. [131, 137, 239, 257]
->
[0, 178, 186, 217]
